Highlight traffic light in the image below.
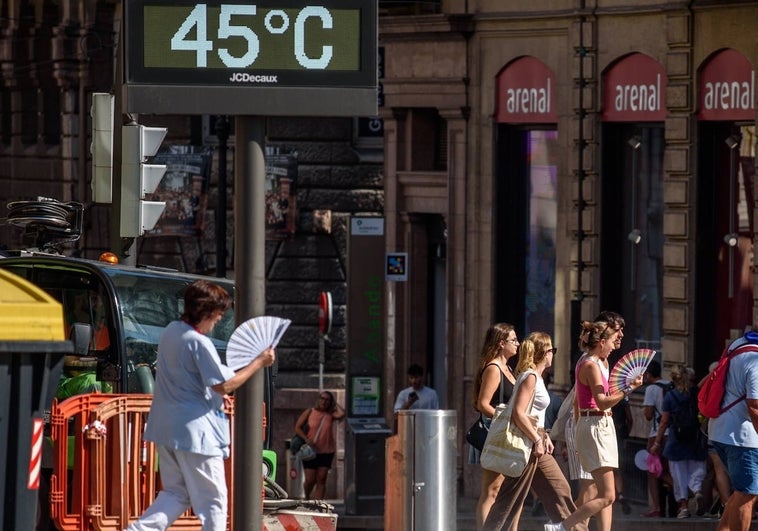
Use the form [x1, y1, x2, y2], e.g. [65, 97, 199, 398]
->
[90, 93, 114, 203]
[120, 124, 167, 237]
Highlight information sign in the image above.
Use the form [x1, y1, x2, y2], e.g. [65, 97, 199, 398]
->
[123, 0, 377, 115]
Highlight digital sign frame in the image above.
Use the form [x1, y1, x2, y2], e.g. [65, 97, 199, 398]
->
[123, 0, 377, 116]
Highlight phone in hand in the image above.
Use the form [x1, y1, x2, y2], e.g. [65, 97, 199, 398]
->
[409, 391, 419, 401]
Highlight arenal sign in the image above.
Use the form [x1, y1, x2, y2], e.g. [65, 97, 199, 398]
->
[602, 53, 666, 122]
[697, 48, 755, 121]
[123, 0, 377, 116]
[495, 56, 557, 124]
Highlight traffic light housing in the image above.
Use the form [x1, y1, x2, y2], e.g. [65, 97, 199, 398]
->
[120, 124, 167, 237]
[90, 93, 114, 203]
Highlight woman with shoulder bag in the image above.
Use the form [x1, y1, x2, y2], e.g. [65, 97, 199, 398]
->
[483, 332, 586, 531]
[469, 323, 518, 530]
[294, 390, 345, 499]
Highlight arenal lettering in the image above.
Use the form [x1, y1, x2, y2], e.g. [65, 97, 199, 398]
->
[703, 70, 755, 111]
[614, 74, 661, 112]
[506, 78, 551, 114]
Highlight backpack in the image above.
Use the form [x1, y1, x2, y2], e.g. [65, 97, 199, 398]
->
[652, 381, 674, 422]
[654, 380, 674, 396]
[670, 389, 700, 440]
[698, 338, 758, 418]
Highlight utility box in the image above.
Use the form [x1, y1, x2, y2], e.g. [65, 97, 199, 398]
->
[0, 269, 70, 530]
[344, 417, 392, 514]
[385, 410, 457, 531]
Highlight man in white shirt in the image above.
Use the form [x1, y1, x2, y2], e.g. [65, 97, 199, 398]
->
[394, 364, 439, 411]
[642, 360, 672, 517]
[709, 330, 758, 531]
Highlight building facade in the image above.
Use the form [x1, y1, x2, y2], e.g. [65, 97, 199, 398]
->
[379, 0, 758, 497]
[2, 0, 758, 503]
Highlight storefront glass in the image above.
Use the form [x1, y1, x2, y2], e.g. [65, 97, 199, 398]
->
[525, 130, 558, 334]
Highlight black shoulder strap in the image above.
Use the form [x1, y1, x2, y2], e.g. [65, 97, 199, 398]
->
[499, 367, 504, 404]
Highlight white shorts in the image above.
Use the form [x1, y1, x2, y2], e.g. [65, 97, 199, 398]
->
[575, 415, 618, 472]
[567, 416, 592, 481]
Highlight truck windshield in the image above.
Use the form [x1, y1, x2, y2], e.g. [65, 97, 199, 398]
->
[106, 269, 235, 372]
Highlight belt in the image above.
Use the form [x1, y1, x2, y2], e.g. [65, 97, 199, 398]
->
[578, 409, 612, 417]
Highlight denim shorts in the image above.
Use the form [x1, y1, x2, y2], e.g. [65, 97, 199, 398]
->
[712, 441, 758, 495]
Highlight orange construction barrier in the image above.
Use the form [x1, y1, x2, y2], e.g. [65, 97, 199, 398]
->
[49, 393, 113, 531]
[49, 394, 238, 531]
[47, 394, 334, 531]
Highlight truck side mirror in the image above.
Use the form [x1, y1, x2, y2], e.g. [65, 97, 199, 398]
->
[69, 323, 93, 355]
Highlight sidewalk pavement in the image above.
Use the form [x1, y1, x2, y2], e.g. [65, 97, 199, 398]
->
[333, 496, 735, 530]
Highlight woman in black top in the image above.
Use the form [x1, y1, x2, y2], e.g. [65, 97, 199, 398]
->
[469, 323, 518, 530]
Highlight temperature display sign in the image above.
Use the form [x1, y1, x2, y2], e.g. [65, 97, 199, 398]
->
[123, 0, 377, 116]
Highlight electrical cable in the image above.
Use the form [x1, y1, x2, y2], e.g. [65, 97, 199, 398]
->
[2, 197, 83, 250]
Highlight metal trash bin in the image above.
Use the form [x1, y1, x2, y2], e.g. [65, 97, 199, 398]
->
[385, 409, 457, 531]
[345, 417, 392, 514]
[0, 270, 70, 530]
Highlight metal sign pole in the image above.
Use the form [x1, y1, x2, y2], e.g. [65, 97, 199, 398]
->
[319, 335, 325, 392]
[233, 116, 266, 531]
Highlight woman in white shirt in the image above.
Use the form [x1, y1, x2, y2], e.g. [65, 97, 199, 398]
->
[482, 332, 586, 531]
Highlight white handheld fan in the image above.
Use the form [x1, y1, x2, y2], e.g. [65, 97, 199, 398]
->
[608, 348, 657, 394]
[225, 316, 291, 370]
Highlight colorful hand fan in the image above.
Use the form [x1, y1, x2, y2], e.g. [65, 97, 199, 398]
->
[225, 316, 291, 371]
[608, 348, 657, 393]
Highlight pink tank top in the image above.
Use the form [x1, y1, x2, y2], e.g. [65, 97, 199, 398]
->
[575, 358, 609, 409]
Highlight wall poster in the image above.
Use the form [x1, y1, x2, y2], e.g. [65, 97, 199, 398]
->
[265, 150, 298, 240]
[146, 146, 212, 237]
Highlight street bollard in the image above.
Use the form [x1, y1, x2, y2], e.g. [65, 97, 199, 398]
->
[385, 409, 457, 531]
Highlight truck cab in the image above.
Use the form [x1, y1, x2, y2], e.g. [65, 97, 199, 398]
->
[0, 252, 340, 530]
[0, 252, 272, 439]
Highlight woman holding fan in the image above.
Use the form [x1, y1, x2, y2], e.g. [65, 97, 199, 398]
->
[483, 332, 587, 531]
[543, 321, 644, 531]
[126, 280, 276, 531]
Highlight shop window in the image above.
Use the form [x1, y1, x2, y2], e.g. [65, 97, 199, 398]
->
[494, 127, 558, 337]
[524, 130, 558, 334]
[601, 125, 664, 360]
[695, 123, 756, 365]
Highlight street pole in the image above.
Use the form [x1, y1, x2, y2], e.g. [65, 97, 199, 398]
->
[319, 334, 325, 391]
[109, 3, 134, 264]
[215, 116, 229, 278]
[233, 116, 266, 531]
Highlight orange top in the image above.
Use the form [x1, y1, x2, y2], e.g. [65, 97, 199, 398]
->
[307, 408, 337, 454]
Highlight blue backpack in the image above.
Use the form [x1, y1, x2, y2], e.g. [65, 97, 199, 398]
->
[670, 388, 700, 440]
